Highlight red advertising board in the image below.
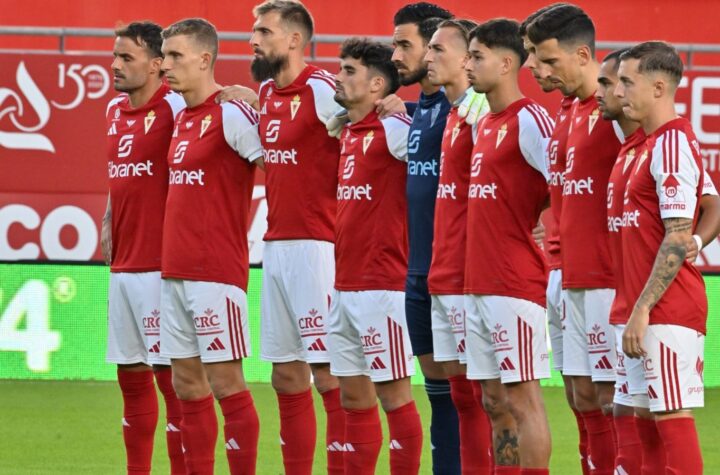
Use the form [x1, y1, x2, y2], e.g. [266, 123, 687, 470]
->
[2, 53, 720, 270]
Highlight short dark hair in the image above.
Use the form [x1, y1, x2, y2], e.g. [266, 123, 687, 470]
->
[253, 0, 314, 44]
[470, 19, 529, 65]
[437, 19, 478, 47]
[115, 21, 163, 58]
[620, 41, 683, 87]
[602, 48, 630, 72]
[394, 2, 453, 43]
[518, 3, 570, 37]
[527, 4, 596, 56]
[162, 18, 219, 64]
[340, 38, 400, 96]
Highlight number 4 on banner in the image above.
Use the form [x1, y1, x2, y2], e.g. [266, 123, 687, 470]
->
[0, 280, 61, 372]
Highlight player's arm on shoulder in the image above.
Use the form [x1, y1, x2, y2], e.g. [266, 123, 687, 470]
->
[381, 114, 411, 162]
[216, 84, 260, 110]
[221, 101, 264, 167]
[374, 94, 407, 119]
[101, 194, 112, 265]
[518, 107, 553, 180]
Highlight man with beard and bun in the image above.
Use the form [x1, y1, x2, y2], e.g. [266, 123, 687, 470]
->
[390, 4, 459, 472]
[160, 18, 263, 474]
[464, 19, 554, 475]
[330, 38, 421, 475]
[103, 21, 186, 475]
[249, 1, 344, 473]
[423, 18, 494, 475]
[529, 6, 621, 474]
[616, 41, 717, 475]
[520, 4, 591, 473]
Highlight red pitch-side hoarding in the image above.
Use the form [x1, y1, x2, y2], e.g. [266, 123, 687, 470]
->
[2, 53, 720, 270]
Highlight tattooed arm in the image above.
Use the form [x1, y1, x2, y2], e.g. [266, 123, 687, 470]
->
[622, 217, 693, 358]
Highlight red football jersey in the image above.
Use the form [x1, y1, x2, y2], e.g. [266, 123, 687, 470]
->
[560, 95, 624, 289]
[545, 95, 575, 270]
[622, 118, 707, 333]
[464, 98, 553, 307]
[427, 106, 473, 294]
[162, 92, 262, 290]
[258, 65, 341, 242]
[106, 84, 185, 273]
[606, 128, 646, 325]
[335, 111, 411, 291]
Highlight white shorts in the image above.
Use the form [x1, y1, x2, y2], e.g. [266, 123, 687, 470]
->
[563, 288, 616, 381]
[328, 290, 415, 383]
[465, 295, 550, 383]
[160, 279, 251, 363]
[613, 325, 647, 407]
[546, 270, 565, 372]
[107, 272, 170, 366]
[261, 240, 334, 364]
[431, 295, 467, 364]
[642, 324, 705, 413]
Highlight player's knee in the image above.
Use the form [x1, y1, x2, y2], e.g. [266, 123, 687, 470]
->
[376, 379, 413, 412]
[505, 384, 543, 424]
[311, 364, 338, 393]
[572, 379, 599, 411]
[417, 355, 446, 380]
[340, 387, 376, 410]
[481, 387, 510, 420]
[172, 370, 210, 400]
[271, 362, 311, 394]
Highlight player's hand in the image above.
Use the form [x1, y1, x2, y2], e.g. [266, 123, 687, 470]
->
[622, 306, 649, 358]
[457, 89, 489, 125]
[686, 234, 701, 264]
[532, 221, 545, 248]
[375, 94, 407, 119]
[101, 219, 112, 265]
[216, 85, 259, 110]
[326, 109, 349, 138]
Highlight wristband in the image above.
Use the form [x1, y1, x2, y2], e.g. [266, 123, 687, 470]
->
[693, 234, 703, 251]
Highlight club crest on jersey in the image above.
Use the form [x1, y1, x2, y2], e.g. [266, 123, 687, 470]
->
[451, 122, 461, 146]
[290, 95, 301, 120]
[363, 130, 374, 154]
[588, 108, 600, 134]
[623, 148, 636, 173]
[496, 124, 508, 148]
[200, 114, 212, 138]
[144, 110, 156, 134]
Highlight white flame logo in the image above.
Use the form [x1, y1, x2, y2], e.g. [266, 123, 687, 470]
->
[117, 134, 133, 158]
[173, 140, 189, 164]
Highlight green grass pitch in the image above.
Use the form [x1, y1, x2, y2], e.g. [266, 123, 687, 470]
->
[1, 381, 718, 474]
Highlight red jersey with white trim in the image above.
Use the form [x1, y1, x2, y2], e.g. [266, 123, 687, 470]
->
[106, 84, 185, 273]
[258, 65, 341, 242]
[464, 98, 553, 307]
[162, 92, 262, 290]
[622, 118, 707, 333]
[607, 128, 646, 325]
[560, 95, 623, 289]
[335, 111, 411, 291]
[427, 106, 473, 294]
[545, 95, 575, 270]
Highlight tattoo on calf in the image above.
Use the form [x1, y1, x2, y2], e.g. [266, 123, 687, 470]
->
[495, 429, 520, 466]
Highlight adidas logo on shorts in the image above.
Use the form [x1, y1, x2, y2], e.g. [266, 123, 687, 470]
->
[594, 355, 613, 370]
[647, 385, 659, 399]
[148, 342, 160, 353]
[370, 356, 386, 370]
[307, 338, 327, 351]
[206, 337, 226, 351]
[500, 357, 516, 371]
[457, 339, 466, 353]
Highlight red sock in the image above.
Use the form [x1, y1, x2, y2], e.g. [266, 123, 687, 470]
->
[154, 369, 186, 475]
[277, 389, 316, 475]
[321, 388, 345, 475]
[386, 401, 423, 475]
[635, 417, 666, 475]
[614, 415, 642, 475]
[180, 394, 217, 475]
[220, 390, 259, 475]
[494, 467, 521, 474]
[571, 409, 590, 475]
[606, 413, 618, 453]
[118, 369, 158, 475]
[344, 405, 383, 475]
[520, 469, 549, 475]
[656, 417, 703, 475]
[450, 375, 492, 474]
[581, 410, 615, 475]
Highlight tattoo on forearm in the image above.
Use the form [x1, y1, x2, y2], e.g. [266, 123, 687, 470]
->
[495, 429, 520, 466]
[635, 218, 692, 311]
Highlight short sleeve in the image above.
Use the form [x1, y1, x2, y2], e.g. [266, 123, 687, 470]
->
[163, 91, 186, 120]
[307, 69, 344, 125]
[649, 129, 700, 219]
[702, 170, 718, 196]
[221, 100, 263, 162]
[380, 114, 411, 162]
[518, 105, 554, 180]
